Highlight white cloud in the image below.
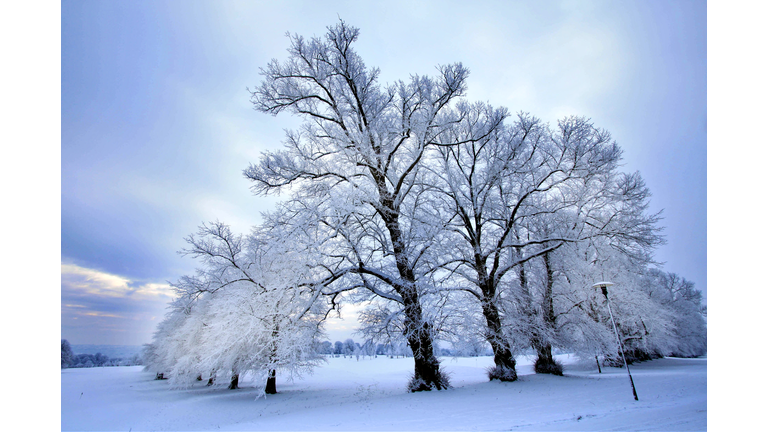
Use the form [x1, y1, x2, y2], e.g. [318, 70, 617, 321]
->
[61, 263, 175, 301]
[61, 263, 176, 345]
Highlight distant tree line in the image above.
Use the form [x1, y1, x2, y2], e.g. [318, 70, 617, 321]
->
[314, 338, 416, 358]
[314, 338, 489, 358]
[61, 339, 143, 368]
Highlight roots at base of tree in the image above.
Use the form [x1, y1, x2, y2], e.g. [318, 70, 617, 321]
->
[407, 369, 451, 392]
[534, 357, 564, 376]
[487, 364, 518, 382]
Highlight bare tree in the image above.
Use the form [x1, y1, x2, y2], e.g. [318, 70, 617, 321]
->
[514, 165, 665, 374]
[640, 269, 707, 358]
[144, 221, 327, 396]
[430, 112, 625, 380]
[245, 21, 469, 391]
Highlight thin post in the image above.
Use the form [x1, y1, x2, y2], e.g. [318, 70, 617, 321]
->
[601, 286, 638, 401]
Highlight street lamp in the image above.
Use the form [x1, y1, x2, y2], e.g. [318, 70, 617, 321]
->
[593, 281, 639, 401]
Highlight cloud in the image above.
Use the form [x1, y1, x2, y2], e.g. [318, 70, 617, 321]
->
[61, 263, 176, 345]
[61, 263, 174, 300]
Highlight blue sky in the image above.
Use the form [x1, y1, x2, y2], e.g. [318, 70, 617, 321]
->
[59, 0, 707, 346]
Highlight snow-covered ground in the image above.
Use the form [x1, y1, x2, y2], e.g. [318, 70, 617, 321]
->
[61, 354, 706, 431]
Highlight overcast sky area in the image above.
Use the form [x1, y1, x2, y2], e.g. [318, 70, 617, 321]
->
[59, 0, 707, 346]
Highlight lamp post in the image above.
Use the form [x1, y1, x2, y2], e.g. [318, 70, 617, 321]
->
[593, 281, 639, 401]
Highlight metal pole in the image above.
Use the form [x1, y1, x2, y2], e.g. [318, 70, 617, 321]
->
[602, 286, 638, 401]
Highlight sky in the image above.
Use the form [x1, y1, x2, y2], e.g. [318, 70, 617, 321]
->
[57, 0, 708, 346]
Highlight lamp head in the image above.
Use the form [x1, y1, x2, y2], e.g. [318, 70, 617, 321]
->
[592, 281, 614, 298]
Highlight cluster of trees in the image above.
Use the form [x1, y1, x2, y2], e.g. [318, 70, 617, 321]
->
[61, 340, 143, 368]
[145, 21, 706, 395]
[315, 339, 368, 357]
[315, 338, 424, 358]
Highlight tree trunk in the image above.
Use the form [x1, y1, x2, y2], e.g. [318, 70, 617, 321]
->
[401, 287, 447, 391]
[483, 309, 518, 380]
[228, 374, 239, 390]
[265, 369, 277, 394]
[473, 238, 518, 382]
[533, 251, 562, 376]
[481, 291, 517, 381]
[534, 341, 563, 375]
[382, 207, 447, 392]
[263, 321, 279, 395]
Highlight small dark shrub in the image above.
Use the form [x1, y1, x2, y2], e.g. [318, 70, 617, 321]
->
[486, 365, 518, 382]
[407, 370, 451, 392]
[605, 349, 661, 367]
[534, 357, 564, 376]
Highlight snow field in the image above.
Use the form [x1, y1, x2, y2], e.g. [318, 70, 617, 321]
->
[62, 354, 705, 431]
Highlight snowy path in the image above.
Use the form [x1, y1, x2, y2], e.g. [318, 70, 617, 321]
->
[61, 355, 705, 431]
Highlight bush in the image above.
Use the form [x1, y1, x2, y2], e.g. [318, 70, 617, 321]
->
[534, 357, 564, 376]
[407, 370, 451, 392]
[487, 365, 518, 382]
[604, 348, 662, 367]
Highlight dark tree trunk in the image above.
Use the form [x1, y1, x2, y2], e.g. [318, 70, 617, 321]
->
[381, 207, 447, 392]
[207, 377, 215, 386]
[481, 245, 539, 382]
[155, 373, 166, 380]
[264, 322, 279, 394]
[534, 342, 563, 375]
[228, 374, 239, 390]
[401, 285, 448, 391]
[481, 288, 517, 381]
[533, 251, 562, 376]
[470, 237, 518, 381]
[265, 369, 277, 394]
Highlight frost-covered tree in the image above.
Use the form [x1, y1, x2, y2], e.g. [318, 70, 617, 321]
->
[316, 341, 333, 355]
[359, 339, 377, 357]
[534, 236, 677, 368]
[343, 339, 356, 356]
[521, 169, 664, 373]
[244, 21, 471, 391]
[640, 269, 706, 358]
[430, 112, 631, 380]
[143, 296, 197, 380]
[61, 339, 74, 368]
[145, 221, 328, 396]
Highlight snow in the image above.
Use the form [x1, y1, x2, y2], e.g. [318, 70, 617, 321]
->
[62, 354, 706, 431]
